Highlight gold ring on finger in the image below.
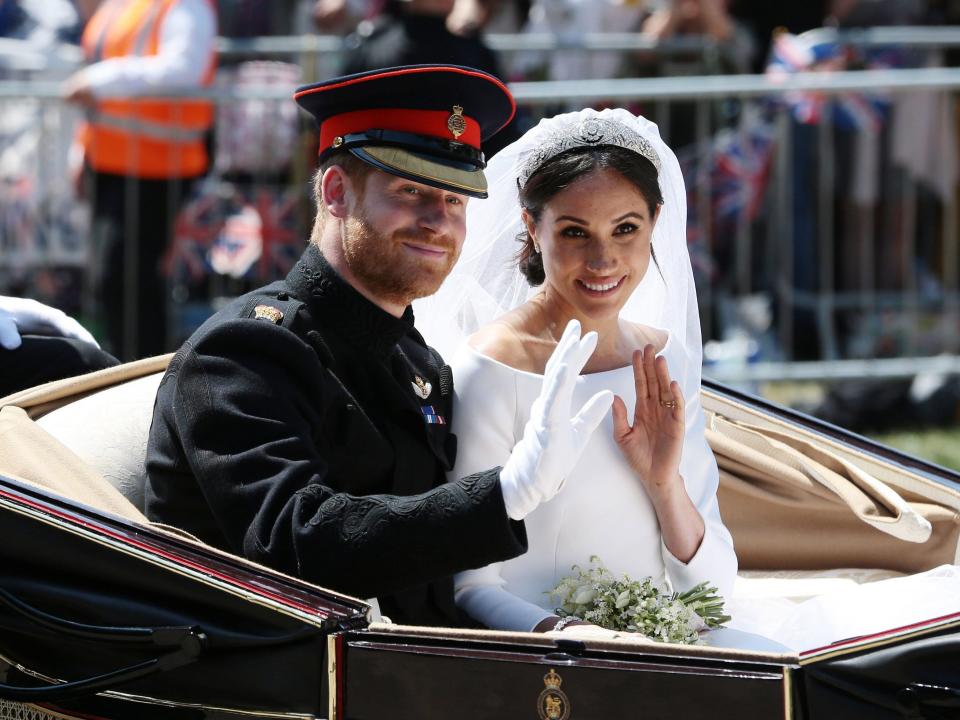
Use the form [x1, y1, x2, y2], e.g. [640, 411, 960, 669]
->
[659, 399, 678, 409]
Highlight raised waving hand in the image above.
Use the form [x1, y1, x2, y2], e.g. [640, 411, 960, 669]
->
[611, 345, 685, 498]
[499, 320, 615, 520]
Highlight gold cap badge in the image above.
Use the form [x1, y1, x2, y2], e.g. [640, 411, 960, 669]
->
[447, 105, 466, 139]
[538, 669, 570, 720]
[254, 305, 284, 324]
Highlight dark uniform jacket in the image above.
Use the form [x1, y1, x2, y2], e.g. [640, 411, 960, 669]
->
[145, 245, 527, 626]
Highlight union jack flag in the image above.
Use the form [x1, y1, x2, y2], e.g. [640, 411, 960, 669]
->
[165, 183, 304, 283]
[766, 30, 900, 133]
[710, 118, 776, 222]
[250, 188, 301, 280]
[679, 106, 775, 238]
[165, 184, 219, 283]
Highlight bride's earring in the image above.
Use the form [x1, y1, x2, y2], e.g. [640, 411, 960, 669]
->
[532, 240, 541, 255]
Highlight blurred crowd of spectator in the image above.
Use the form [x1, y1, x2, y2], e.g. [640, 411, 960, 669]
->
[0, 0, 959, 367]
[0, 0, 955, 71]
[4, 1, 953, 83]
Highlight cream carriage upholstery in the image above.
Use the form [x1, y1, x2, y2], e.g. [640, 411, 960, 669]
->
[0, 355, 170, 522]
[702, 388, 960, 573]
[34, 370, 163, 513]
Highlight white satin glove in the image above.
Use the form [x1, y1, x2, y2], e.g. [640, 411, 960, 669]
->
[499, 320, 614, 520]
[0, 296, 99, 351]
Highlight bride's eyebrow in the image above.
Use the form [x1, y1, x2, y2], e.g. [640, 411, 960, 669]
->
[554, 211, 646, 225]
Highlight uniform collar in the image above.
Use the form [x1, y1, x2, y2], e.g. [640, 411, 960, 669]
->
[288, 244, 415, 353]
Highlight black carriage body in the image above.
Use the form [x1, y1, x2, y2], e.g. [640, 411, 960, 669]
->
[328, 615, 960, 720]
[0, 478, 368, 719]
[1, 381, 959, 719]
[334, 628, 795, 719]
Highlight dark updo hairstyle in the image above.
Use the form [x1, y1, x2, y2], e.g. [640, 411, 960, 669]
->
[517, 144, 664, 286]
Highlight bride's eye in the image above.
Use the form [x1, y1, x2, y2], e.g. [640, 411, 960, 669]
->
[612, 223, 640, 244]
[561, 226, 587, 238]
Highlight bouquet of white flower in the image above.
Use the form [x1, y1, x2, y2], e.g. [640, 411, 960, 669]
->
[548, 556, 731, 645]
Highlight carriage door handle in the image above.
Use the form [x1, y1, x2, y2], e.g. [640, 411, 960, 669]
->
[896, 682, 960, 717]
[0, 587, 206, 702]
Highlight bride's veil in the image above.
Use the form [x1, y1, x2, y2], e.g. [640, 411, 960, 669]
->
[413, 107, 702, 379]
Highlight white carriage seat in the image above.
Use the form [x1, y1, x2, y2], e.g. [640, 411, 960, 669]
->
[35, 371, 164, 513]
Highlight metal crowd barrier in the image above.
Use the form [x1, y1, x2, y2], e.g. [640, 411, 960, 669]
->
[0, 36, 958, 381]
[211, 27, 960, 57]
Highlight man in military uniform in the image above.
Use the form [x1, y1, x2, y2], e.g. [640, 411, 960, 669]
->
[145, 65, 612, 627]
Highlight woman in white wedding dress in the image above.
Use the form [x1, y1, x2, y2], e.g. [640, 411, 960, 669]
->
[416, 107, 739, 637]
[413, 107, 960, 651]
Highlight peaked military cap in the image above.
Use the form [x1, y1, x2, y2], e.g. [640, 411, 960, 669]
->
[294, 64, 516, 199]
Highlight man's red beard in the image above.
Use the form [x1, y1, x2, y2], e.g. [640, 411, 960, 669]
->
[342, 212, 458, 308]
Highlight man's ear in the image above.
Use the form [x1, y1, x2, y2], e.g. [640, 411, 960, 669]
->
[320, 165, 352, 219]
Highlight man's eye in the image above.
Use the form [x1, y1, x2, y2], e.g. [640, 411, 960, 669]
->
[446, 195, 463, 206]
[402, 186, 420, 195]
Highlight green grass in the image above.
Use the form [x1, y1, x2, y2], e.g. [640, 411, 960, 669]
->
[866, 427, 960, 473]
[759, 381, 960, 473]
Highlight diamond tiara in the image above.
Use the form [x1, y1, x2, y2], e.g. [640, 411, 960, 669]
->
[518, 116, 662, 189]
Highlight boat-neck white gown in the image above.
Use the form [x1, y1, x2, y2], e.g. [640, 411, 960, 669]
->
[449, 333, 738, 632]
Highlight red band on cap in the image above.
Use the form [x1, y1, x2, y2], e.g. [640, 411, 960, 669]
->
[319, 108, 481, 154]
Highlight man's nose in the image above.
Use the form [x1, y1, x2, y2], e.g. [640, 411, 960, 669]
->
[417, 196, 454, 234]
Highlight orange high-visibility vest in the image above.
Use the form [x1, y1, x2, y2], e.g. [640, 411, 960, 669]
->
[78, 0, 216, 179]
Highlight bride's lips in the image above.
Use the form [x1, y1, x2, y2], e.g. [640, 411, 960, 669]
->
[576, 275, 626, 297]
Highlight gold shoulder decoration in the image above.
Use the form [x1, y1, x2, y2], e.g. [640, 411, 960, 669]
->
[254, 305, 284, 324]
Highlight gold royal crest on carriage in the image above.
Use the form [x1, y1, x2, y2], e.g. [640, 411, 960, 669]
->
[537, 669, 570, 720]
